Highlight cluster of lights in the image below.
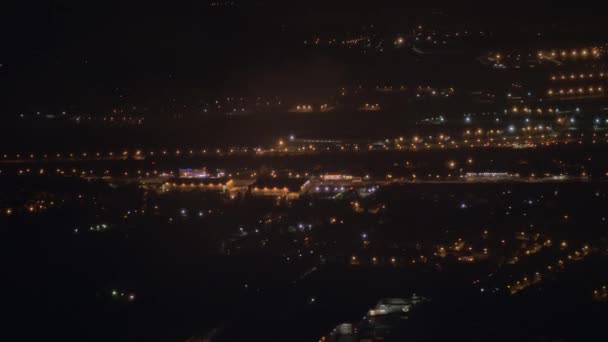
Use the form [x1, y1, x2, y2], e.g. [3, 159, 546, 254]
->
[350, 254, 428, 266]
[507, 237, 553, 264]
[537, 48, 601, 59]
[101, 116, 144, 123]
[359, 103, 380, 111]
[18, 112, 145, 125]
[463, 128, 503, 135]
[375, 85, 407, 91]
[314, 186, 347, 193]
[164, 181, 229, 190]
[547, 86, 604, 96]
[295, 105, 313, 111]
[0, 199, 58, 215]
[593, 285, 608, 302]
[341, 37, 370, 46]
[507, 244, 591, 295]
[111, 289, 136, 302]
[252, 186, 291, 192]
[1, 148, 255, 161]
[9, 167, 175, 177]
[551, 72, 606, 81]
[85, 223, 110, 233]
[508, 272, 543, 295]
[511, 106, 559, 114]
[415, 86, 454, 98]
[5, 132, 608, 172]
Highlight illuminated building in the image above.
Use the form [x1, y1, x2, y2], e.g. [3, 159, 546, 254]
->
[163, 178, 233, 192]
[249, 178, 310, 199]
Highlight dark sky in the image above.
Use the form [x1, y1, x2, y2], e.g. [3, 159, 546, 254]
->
[1, 2, 606, 114]
[2, 2, 257, 109]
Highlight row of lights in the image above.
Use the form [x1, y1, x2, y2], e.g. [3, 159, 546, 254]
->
[511, 106, 560, 114]
[538, 48, 601, 58]
[551, 72, 606, 81]
[508, 244, 591, 295]
[12, 168, 174, 177]
[5, 134, 608, 166]
[350, 255, 428, 265]
[1, 148, 248, 159]
[547, 86, 604, 96]
[165, 182, 226, 188]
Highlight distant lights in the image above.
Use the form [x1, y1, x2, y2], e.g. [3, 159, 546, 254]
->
[542, 48, 601, 59]
[551, 72, 606, 81]
[547, 86, 605, 96]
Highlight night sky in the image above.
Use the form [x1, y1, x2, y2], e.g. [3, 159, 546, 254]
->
[3, 2, 605, 114]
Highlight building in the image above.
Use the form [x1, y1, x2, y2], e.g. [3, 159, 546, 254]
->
[250, 178, 310, 199]
[306, 174, 363, 195]
[178, 168, 226, 178]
